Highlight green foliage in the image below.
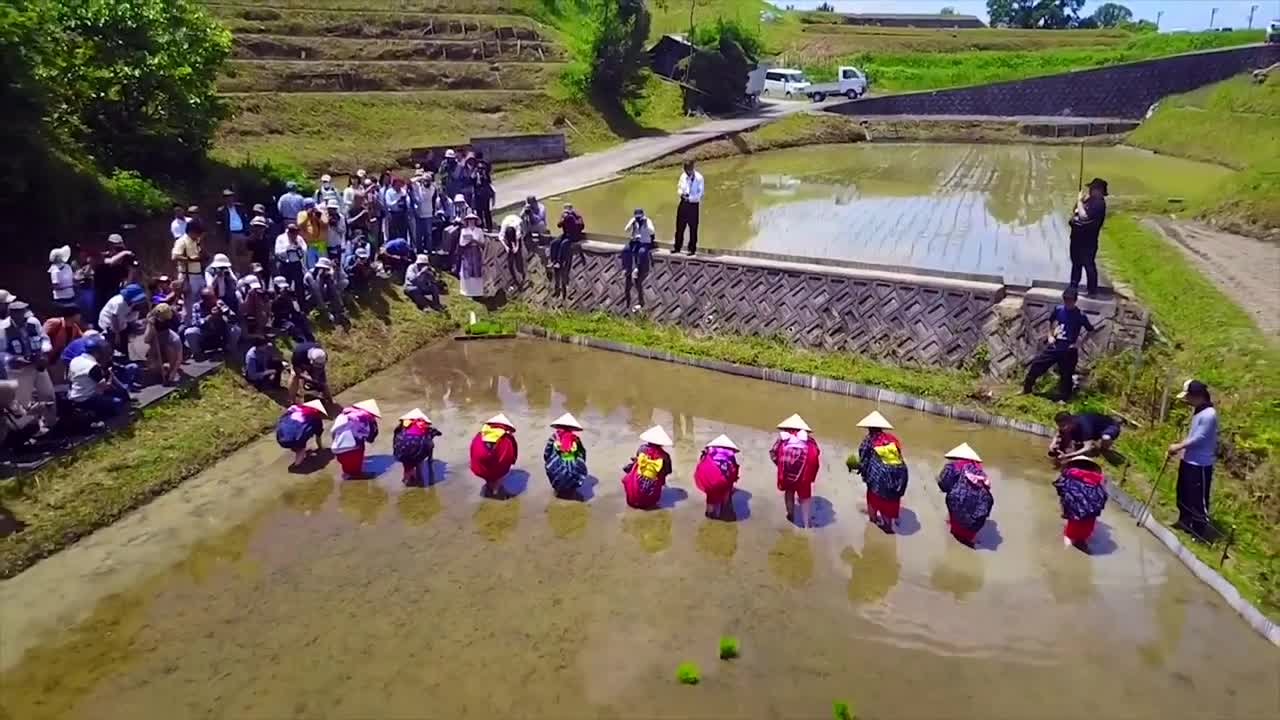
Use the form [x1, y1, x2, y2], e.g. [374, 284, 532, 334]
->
[1091, 2, 1133, 28]
[717, 636, 739, 659]
[41, 0, 232, 175]
[101, 170, 172, 217]
[675, 661, 701, 684]
[691, 17, 763, 61]
[681, 26, 754, 113]
[464, 320, 514, 336]
[987, 0, 1084, 29]
[832, 699, 856, 720]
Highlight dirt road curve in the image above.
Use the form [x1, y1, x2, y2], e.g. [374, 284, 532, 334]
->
[1144, 217, 1280, 339]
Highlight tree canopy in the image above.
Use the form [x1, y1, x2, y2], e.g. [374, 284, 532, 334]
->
[986, 0, 1086, 29]
[1091, 3, 1134, 28]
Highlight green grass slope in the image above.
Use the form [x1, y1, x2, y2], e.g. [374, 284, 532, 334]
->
[1129, 73, 1280, 237]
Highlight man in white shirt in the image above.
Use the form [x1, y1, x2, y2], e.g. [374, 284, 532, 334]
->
[674, 160, 704, 255]
[274, 223, 308, 293]
[169, 204, 187, 240]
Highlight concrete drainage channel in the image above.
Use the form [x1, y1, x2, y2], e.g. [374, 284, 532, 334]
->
[519, 325, 1280, 646]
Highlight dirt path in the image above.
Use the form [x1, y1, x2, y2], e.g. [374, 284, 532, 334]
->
[1144, 216, 1280, 339]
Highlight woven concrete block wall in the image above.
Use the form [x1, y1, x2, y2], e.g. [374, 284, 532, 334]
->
[830, 44, 1279, 120]
[484, 240, 1147, 376]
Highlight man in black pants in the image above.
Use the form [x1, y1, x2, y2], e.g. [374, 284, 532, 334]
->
[673, 160, 704, 255]
[1068, 177, 1107, 296]
[1022, 287, 1095, 400]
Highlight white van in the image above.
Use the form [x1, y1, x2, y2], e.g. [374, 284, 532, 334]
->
[762, 68, 810, 98]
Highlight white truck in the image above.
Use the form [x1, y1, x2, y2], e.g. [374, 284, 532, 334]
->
[804, 65, 869, 102]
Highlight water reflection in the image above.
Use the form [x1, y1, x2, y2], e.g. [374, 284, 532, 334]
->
[546, 500, 588, 540]
[282, 475, 336, 515]
[768, 529, 815, 587]
[473, 498, 520, 543]
[695, 519, 738, 561]
[337, 480, 389, 525]
[842, 524, 901, 604]
[396, 487, 442, 527]
[928, 540, 986, 601]
[623, 511, 673, 553]
[562, 144, 1231, 283]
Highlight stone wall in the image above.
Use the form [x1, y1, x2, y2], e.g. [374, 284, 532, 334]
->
[829, 44, 1279, 119]
[409, 133, 566, 165]
[484, 240, 1147, 377]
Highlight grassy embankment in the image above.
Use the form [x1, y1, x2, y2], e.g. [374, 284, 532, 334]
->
[651, 1, 1263, 92]
[0, 284, 483, 578]
[1129, 73, 1280, 239]
[497, 213, 1280, 619]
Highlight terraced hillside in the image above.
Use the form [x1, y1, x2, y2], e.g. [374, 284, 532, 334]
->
[209, 1, 685, 173]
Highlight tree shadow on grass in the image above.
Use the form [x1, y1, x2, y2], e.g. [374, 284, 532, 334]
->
[589, 95, 669, 141]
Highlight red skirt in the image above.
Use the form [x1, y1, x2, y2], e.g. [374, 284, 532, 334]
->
[1064, 517, 1096, 543]
[336, 446, 365, 475]
[866, 489, 900, 520]
[948, 515, 978, 544]
[694, 460, 736, 506]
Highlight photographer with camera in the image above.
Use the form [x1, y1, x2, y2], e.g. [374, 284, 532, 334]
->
[304, 257, 346, 323]
[94, 233, 139, 320]
[297, 198, 327, 269]
[205, 253, 240, 315]
[273, 223, 308, 295]
[622, 208, 656, 311]
[183, 287, 241, 361]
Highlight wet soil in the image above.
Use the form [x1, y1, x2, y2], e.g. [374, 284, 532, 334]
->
[1, 339, 1275, 719]
[1144, 216, 1280, 339]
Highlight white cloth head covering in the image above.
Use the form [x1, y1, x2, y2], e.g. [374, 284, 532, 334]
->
[944, 443, 982, 462]
[776, 414, 811, 431]
[302, 399, 328, 416]
[400, 408, 430, 422]
[210, 253, 232, 269]
[706, 434, 738, 451]
[307, 347, 327, 366]
[352, 399, 381, 417]
[415, 253, 430, 265]
[486, 413, 515, 428]
[550, 412, 583, 430]
[856, 411, 893, 429]
[639, 425, 673, 446]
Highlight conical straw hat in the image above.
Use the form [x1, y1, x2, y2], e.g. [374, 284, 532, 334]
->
[856, 410, 893, 429]
[706, 434, 738, 451]
[776, 413, 811, 431]
[639, 425, 673, 446]
[550, 412, 583, 430]
[353, 399, 382, 417]
[400, 408, 430, 422]
[486, 413, 515, 428]
[303, 399, 328, 416]
[944, 442, 982, 462]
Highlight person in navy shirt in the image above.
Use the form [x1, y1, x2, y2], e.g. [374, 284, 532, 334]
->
[1050, 411, 1121, 464]
[1022, 287, 1095, 400]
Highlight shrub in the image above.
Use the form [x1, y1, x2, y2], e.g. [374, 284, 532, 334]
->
[832, 700, 856, 720]
[101, 170, 172, 217]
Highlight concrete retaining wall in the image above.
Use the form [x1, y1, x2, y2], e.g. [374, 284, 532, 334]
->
[829, 44, 1280, 119]
[486, 239, 1147, 376]
[409, 133, 567, 165]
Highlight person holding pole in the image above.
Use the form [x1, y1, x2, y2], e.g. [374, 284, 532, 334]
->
[1167, 379, 1219, 540]
[1068, 177, 1108, 297]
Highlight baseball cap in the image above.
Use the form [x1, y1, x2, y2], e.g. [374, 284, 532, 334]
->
[1176, 379, 1210, 400]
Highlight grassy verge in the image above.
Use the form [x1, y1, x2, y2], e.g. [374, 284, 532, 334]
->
[1128, 74, 1280, 239]
[0, 283, 478, 578]
[496, 216, 1280, 619]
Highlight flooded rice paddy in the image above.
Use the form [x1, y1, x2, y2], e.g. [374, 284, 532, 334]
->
[3, 339, 1276, 719]
[562, 143, 1231, 284]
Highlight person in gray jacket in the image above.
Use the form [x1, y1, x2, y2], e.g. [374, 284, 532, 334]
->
[1167, 379, 1219, 540]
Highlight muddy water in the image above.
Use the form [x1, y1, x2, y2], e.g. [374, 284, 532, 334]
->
[559, 144, 1231, 284]
[2, 339, 1275, 719]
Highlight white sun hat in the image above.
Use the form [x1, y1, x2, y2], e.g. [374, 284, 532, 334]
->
[944, 443, 982, 462]
[550, 412, 584, 430]
[400, 408, 430, 422]
[486, 413, 515, 428]
[303, 399, 328, 416]
[639, 425, 673, 446]
[776, 414, 811, 431]
[209, 253, 232, 269]
[856, 411, 893, 429]
[49, 245, 71, 264]
[352, 399, 382, 417]
[706, 434, 738, 451]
